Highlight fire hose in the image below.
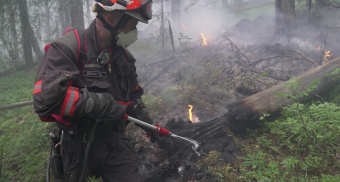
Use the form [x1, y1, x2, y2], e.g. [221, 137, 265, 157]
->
[79, 115, 199, 181]
[125, 114, 172, 136]
[126, 115, 200, 156]
[79, 115, 172, 181]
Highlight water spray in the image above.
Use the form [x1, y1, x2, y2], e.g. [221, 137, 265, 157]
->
[125, 115, 201, 155]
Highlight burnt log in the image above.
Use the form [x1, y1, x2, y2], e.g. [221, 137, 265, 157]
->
[138, 57, 340, 181]
[227, 56, 340, 135]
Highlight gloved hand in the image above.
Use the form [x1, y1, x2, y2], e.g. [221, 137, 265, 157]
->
[79, 89, 125, 126]
[126, 99, 160, 142]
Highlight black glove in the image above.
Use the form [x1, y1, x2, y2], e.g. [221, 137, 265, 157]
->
[79, 89, 125, 126]
[126, 99, 160, 142]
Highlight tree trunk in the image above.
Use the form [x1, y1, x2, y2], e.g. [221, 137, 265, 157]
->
[18, 0, 33, 67]
[58, 0, 71, 33]
[29, 25, 43, 59]
[275, 0, 296, 39]
[70, 0, 84, 30]
[155, 57, 340, 175]
[227, 57, 340, 134]
[9, 0, 19, 62]
[44, 0, 51, 42]
[161, 0, 165, 55]
[58, 0, 66, 33]
[85, 0, 92, 26]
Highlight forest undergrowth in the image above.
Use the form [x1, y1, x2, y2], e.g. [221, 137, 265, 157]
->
[1, 66, 340, 181]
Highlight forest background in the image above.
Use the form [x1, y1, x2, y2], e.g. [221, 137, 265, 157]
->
[0, 0, 340, 181]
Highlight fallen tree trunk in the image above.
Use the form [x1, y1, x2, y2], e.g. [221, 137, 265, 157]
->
[136, 57, 340, 181]
[0, 100, 33, 111]
[227, 57, 340, 134]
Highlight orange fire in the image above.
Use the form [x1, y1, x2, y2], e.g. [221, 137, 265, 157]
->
[188, 105, 200, 123]
[188, 105, 193, 122]
[325, 50, 333, 61]
[317, 46, 333, 62]
[200, 32, 207, 46]
[182, 24, 187, 30]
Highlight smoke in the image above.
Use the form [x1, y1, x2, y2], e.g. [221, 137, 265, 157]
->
[137, 1, 241, 45]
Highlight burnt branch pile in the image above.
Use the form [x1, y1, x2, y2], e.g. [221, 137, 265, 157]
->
[133, 56, 340, 181]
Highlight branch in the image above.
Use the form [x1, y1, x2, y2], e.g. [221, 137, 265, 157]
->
[223, 36, 250, 63]
[0, 100, 33, 111]
[289, 49, 318, 67]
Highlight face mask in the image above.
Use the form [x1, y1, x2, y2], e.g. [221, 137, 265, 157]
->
[116, 29, 138, 48]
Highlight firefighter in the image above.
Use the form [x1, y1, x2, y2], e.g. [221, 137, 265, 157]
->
[33, 0, 155, 181]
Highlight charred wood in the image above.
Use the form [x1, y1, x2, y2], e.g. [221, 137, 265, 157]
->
[227, 57, 340, 135]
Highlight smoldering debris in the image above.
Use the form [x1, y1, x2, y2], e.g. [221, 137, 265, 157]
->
[128, 11, 340, 181]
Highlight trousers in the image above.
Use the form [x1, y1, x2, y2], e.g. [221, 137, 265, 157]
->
[60, 125, 141, 182]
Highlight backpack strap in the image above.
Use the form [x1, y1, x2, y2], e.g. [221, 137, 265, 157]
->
[73, 29, 87, 73]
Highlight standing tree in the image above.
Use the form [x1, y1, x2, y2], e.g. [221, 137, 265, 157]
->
[58, 0, 71, 33]
[9, 0, 19, 62]
[18, 0, 43, 67]
[275, 0, 297, 40]
[18, 0, 33, 68]
[44, 0, 52, 42]
[85, 0, 92, 26]
[70, 0, 85, 30]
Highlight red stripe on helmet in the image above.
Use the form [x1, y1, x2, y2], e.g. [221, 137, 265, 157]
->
[126, 0, 141, 9]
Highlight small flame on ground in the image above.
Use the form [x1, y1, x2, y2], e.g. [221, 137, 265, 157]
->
[317, 46, 334, 62]
[188, 105, 193, 122]
[182, 24, 187, 30]
[325, 50, 333, 61]
[188, 105, 200, 123]
[200, 32, 207, 46]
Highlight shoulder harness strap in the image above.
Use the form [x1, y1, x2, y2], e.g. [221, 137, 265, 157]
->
[73, 29, 87, 73]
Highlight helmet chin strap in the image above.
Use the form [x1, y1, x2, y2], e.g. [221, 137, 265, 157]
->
[96, 13, 132, 48]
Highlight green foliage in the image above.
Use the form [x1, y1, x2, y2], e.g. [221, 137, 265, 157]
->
[240, 151, 285, 181]
[0, 67, 53, 181]
[240, 76, 340, 181]
[274, 77, 319, 100]
[0, 69, 35, 105]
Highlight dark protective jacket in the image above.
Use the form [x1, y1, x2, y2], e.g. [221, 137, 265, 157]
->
[33, 20, 143, 127]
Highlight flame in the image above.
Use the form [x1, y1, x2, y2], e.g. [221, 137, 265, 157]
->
[200, 32, 207, 46]
[188, 105, 200, 123]
[182, 24, 187, 30]
[325, 50, 333, 61]
[317, 46, 333, 62]
[188, 105, 193, 122]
